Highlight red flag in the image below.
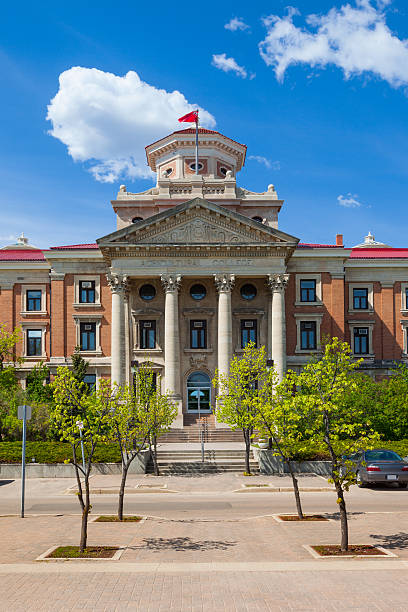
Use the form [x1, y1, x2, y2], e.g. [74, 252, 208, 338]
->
[178, 110, 198, 123]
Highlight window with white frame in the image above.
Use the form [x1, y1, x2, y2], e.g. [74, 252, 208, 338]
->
[295, 274, 322, 306]
[21, 323, 47, 358]
[295, 313, 323, 352]
[348, 283, 373, 313]
[73, 276, 101, 306]
[401, 283, 408, 312]
[73, 315, 102, 354]
[348, 321, 375, 357]
[21, 285, 46, 314]
[401, 321, 408, 355]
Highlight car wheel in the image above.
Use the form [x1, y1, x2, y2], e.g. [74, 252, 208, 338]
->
[356, 472, 367, 488]
[398, 482, 408, 489]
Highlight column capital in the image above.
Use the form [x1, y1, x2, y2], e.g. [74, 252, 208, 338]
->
[266, 273, 289, 293]
[214, 273, 235, 293]
[161, 274, 181, 293]
[107, 270, 129, 294]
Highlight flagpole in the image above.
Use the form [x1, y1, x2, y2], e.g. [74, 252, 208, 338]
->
[195, 110, 199, 176]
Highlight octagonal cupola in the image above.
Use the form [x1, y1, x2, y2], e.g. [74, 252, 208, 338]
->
[145, 128, 247, 182]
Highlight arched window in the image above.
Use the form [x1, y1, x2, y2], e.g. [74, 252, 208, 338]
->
[187, 372, 211, 413]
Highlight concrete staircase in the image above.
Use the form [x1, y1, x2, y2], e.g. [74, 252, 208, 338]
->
[158, 414, 243, 443]
[146, 448, 259, 474]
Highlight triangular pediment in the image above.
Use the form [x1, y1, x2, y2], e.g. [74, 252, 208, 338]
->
[97, 198, 299, 249]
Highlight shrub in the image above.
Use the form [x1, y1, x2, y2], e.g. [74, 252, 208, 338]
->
[0, 441, 122, 463]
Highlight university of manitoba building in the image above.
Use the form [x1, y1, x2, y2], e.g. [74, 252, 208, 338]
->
[1, 127, 408, 428]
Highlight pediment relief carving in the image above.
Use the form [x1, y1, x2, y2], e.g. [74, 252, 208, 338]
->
[124, 213, 280, 246]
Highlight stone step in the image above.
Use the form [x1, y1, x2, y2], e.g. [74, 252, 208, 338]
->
[146, 462, 259, 474]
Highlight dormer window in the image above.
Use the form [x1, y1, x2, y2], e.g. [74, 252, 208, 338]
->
[220, 167, 227, 176]
[163, 168, 173, 177]
[252, 216, 263, 223]
[132, 217, 143, 223]
[189, 162, 203, 172]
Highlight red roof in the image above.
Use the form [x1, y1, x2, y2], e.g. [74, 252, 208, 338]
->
[297, 243, 343, 249]
[49, 244, 99, 250]
[146, 128, 247, 151]
[350, 248, 408, 259]
[0, 249, 45, 261]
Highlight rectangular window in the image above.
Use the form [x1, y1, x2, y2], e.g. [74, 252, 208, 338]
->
[353, 288, 368, 310]
[241, 319, 257, 348]
[83, 374, 96, 393]
[140, 320, 156, 349]
[354, 327, 369, 354]
[27, 329, 42, 356]
[300, 321, 316, 350]
[80, 322, 96, 351]
[406, 287, 408, 310]
[300, 280, 316, 302]
[190, 320, 207, 349]
[26, 290, 42, 311]
[79, 281, 95, 304]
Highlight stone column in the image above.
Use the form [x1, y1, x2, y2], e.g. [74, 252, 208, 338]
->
[267, 274, 289, 382]
[107, 271, 128, 387]
[160, 274, 183, 428]
[214, 274, 235, 380]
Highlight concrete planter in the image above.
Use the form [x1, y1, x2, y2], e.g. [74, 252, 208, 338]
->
[0, 449, 151, 478]
[252, 448, 332, 476]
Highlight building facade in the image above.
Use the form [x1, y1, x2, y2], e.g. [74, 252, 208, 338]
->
[1, 127, 408, 428]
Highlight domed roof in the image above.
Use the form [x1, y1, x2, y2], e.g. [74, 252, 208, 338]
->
[1, 232, 38, 250]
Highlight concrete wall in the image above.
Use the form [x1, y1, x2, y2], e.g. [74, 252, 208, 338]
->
[253, 448, 332, 477]
[0, 449, 150, 478]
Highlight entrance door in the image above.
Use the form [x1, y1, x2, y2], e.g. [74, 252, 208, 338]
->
[187, 372, 211, 413]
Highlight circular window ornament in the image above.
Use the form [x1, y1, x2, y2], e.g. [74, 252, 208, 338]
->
[190, 284, 207, 301]
[220, 167, 228, 176]
[240, 284, 257, 301]
[139, 284, 156, 301]
[189, 162, 203, 172]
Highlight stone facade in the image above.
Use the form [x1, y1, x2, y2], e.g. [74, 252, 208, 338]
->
[1, 127, 408, 427]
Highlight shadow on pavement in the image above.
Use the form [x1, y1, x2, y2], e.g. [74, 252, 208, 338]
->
[324, 511, 365, 521]
[370, 532, 408, 550]
[131, 537, 237, 551]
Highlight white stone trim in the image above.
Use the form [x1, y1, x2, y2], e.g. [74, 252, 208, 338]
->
[401, 319, 408, 356]
[20, 322, 47, 359]
[348, 320, 375, 357]
[73, 275, 101, 307]
[401, 283, 408, 314]
[294, 313, 324, 353]
[132, 315, 162, 351]
[20, 285, 47, 316]
[72, 313, 102, 356]
[233, 312, 263, 352]
[348, 283, 374, 314]
[295, 274, 322, 307]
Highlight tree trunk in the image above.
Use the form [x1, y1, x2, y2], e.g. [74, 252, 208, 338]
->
[152, 436, 159, 476]
[73, 462, 85, 512]
[286, 460, 304, 519]
[335, 480, 348, 551]
[118, 463, 129, 521]
[243, 429, 251, 474]
[79, 475, 90, 553]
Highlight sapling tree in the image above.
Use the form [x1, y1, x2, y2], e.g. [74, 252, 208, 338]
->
[0, 324, 22, 370]
[51, 368, 113, 551]
[253, 357, 308, 519]
[147, 385, 177, 477]
[290, 337, 380, 551]
[213, 342, 263, 474]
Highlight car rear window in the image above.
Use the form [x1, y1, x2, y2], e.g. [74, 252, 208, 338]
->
[365, 450, 402, 461]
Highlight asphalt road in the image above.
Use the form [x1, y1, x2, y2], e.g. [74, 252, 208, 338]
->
[0, 477, 405, 518]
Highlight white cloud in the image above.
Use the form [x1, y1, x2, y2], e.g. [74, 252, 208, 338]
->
[337, 193, 363, 208]
[225, 17, 250, 32]
[248, 155, 280, 170]
[47, 67, 216, 183]
[212, 54, 248, 78]
[259, 0, 408, 88]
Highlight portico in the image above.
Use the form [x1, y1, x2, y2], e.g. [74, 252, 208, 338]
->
[97, 197, 298, 428]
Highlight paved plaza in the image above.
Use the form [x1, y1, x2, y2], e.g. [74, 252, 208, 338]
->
[2, 474, 408, 610]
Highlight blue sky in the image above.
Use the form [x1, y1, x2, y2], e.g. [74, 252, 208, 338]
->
[1, 0, 408, 248]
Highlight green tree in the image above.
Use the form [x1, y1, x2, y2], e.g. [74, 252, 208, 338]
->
[253, 363, 309, 519]
[0, 324, 22, 370]
[71, 347, 89, 385]
[213, 342, 263, 474]
[26, 363, 53, 403]
[290, 337, 380, 551]
[51, 368, 113, 551]
[146, 387, 177, 476]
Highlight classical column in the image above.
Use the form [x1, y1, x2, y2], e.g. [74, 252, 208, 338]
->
[214, 273, 235, 379]
[267, 274, 289, 382]
[107, 271, 128, 387]
[160, 274, 183, 428]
